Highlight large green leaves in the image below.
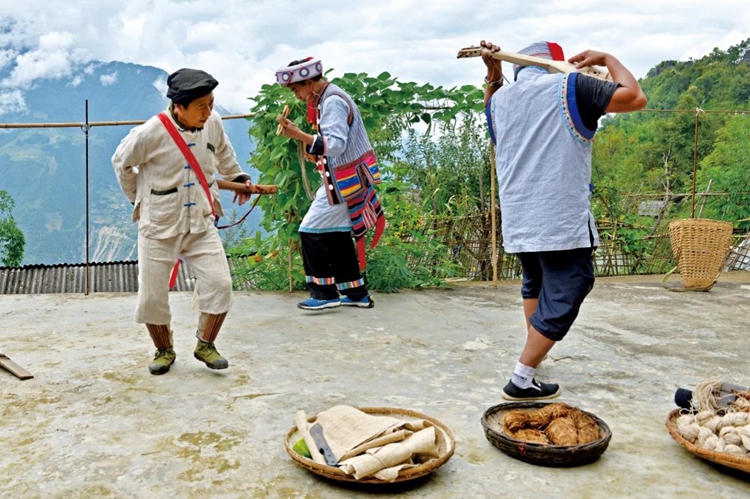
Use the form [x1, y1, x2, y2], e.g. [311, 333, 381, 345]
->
[231, 70, 484, 291]
[0, 190, 25, 267]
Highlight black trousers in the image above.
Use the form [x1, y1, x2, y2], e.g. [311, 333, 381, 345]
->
[517, 247, 595, 342]
[300, 231, 368, 301]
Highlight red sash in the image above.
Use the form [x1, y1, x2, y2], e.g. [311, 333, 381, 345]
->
[157, 112, 216, 289]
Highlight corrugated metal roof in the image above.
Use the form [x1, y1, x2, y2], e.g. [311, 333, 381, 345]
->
[0, 260, 200, 294]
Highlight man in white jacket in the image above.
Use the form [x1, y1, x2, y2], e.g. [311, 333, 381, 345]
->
[112, 68, 253, 375]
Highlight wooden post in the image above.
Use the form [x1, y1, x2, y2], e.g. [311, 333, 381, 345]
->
[690, 108, 701, 218]
[490, 142, 498, 288]
[84, 100, 90, 295]
[288, 238, 294, 292]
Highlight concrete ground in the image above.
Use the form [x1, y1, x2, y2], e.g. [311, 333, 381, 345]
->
[1, 274, 750, 498]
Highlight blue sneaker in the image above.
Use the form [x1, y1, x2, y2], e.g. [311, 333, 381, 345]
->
[297, 297, 341, 311]
[340, 295, 374, 309]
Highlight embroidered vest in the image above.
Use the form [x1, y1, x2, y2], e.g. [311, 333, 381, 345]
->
[314, 85, 386, 270]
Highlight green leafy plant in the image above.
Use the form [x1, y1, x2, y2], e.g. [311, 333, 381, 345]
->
[0, 190, 26, 267]
[233, 70, 483, 291]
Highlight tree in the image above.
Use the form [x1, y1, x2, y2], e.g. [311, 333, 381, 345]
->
[399, 113, 491, 216]
[696, 115, 750, 228]
[0, 190, 26, 267]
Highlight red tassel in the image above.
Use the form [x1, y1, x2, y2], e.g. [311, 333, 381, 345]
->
[307, 100, 317, 128]
[169, 260, 180, 289]
[370, 215, 386, 249]
[357, 238, 367, 272]
[547, 41, 565, 61]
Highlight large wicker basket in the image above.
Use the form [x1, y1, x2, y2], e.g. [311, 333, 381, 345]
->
[481, 401, 612, 467]
[663, 218, 733, 291]
[285, 407, 455, 484]
[665, 409, 750, 473]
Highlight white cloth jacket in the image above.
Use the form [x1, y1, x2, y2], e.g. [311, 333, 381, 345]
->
[112, 109, 248, 239]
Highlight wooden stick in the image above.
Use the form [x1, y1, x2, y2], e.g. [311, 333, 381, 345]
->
[698, 179, 712, 218]
[457, 46, 612, 81]
[288, 239, 294, 292]
[0, 113, 255, 129]
[276, 105, 291, 136]
[216, 180, 278, 195]
[0, 351, 34, 380]
[490, 142, 498, 288]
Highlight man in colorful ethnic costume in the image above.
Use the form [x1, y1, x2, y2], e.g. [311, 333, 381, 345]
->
[481, 40, 647, 400]
[112, 68, 254, 375]
[275, 58, 384, 311]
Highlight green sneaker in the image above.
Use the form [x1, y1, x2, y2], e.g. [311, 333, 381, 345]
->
[194, 341, 229, 370]
[149, 347, 176, 375]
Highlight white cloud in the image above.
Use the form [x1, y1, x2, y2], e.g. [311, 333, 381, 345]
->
[681, 29, 750, 62]
[1, 31, 91, 89]
[0, 1, 748, 111]
[152, 76, 167, 96]
[0, 50, 17, 72]
[100, 71, 118, 86]
[0, 90, 27, 116]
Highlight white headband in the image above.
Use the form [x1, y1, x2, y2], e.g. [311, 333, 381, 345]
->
[276, 59, 323, 86]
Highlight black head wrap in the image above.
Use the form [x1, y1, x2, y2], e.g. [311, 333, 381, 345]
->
[166, 68, 219, 106]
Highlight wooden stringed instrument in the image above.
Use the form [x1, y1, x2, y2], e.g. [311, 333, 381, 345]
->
[457, 46, 613, 81]
[216, 180, 277, 195]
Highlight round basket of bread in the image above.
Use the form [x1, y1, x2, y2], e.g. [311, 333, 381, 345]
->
[481, 401, 612, 467]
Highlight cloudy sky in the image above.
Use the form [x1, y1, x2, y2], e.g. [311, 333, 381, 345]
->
[1, 0, 749, 113]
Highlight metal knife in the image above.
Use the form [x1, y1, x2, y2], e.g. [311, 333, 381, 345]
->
[309, 423, 338, 466]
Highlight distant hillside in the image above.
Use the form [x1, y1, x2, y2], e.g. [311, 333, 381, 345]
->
[591, 38, 750, 231]
[640, 39, 750, 109]
[0, 60, 259, 265]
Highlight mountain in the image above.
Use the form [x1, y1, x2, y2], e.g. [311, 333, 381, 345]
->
[591, 39, 750, 233]
[0, 60, 259, 265]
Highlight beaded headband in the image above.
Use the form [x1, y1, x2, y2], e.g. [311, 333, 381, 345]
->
[275, 58, 323, 86]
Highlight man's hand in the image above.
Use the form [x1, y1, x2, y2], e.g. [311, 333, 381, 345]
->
[275, 115, 301, 139]
[275, 114, 314, 146]
[233, 179, 253, 205]
[480, 40, 502, 80]
[569, 49, 648, 113]
[480, 40, 503, 107]
[568, 50, 610, 70]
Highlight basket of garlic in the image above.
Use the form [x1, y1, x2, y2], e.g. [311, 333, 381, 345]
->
[666, 385, 750, 473]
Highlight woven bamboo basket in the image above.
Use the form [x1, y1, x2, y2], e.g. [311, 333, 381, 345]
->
[481, 401, 612, 467]
[662, 218, 733, 291]
[284, 407, 455, 484]
[665, 409, 750, 473]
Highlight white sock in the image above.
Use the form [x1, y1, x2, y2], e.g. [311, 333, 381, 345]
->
[511, 362, 536, 389]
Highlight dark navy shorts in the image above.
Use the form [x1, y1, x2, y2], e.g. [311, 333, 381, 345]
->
[518, 247, 595, 342]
